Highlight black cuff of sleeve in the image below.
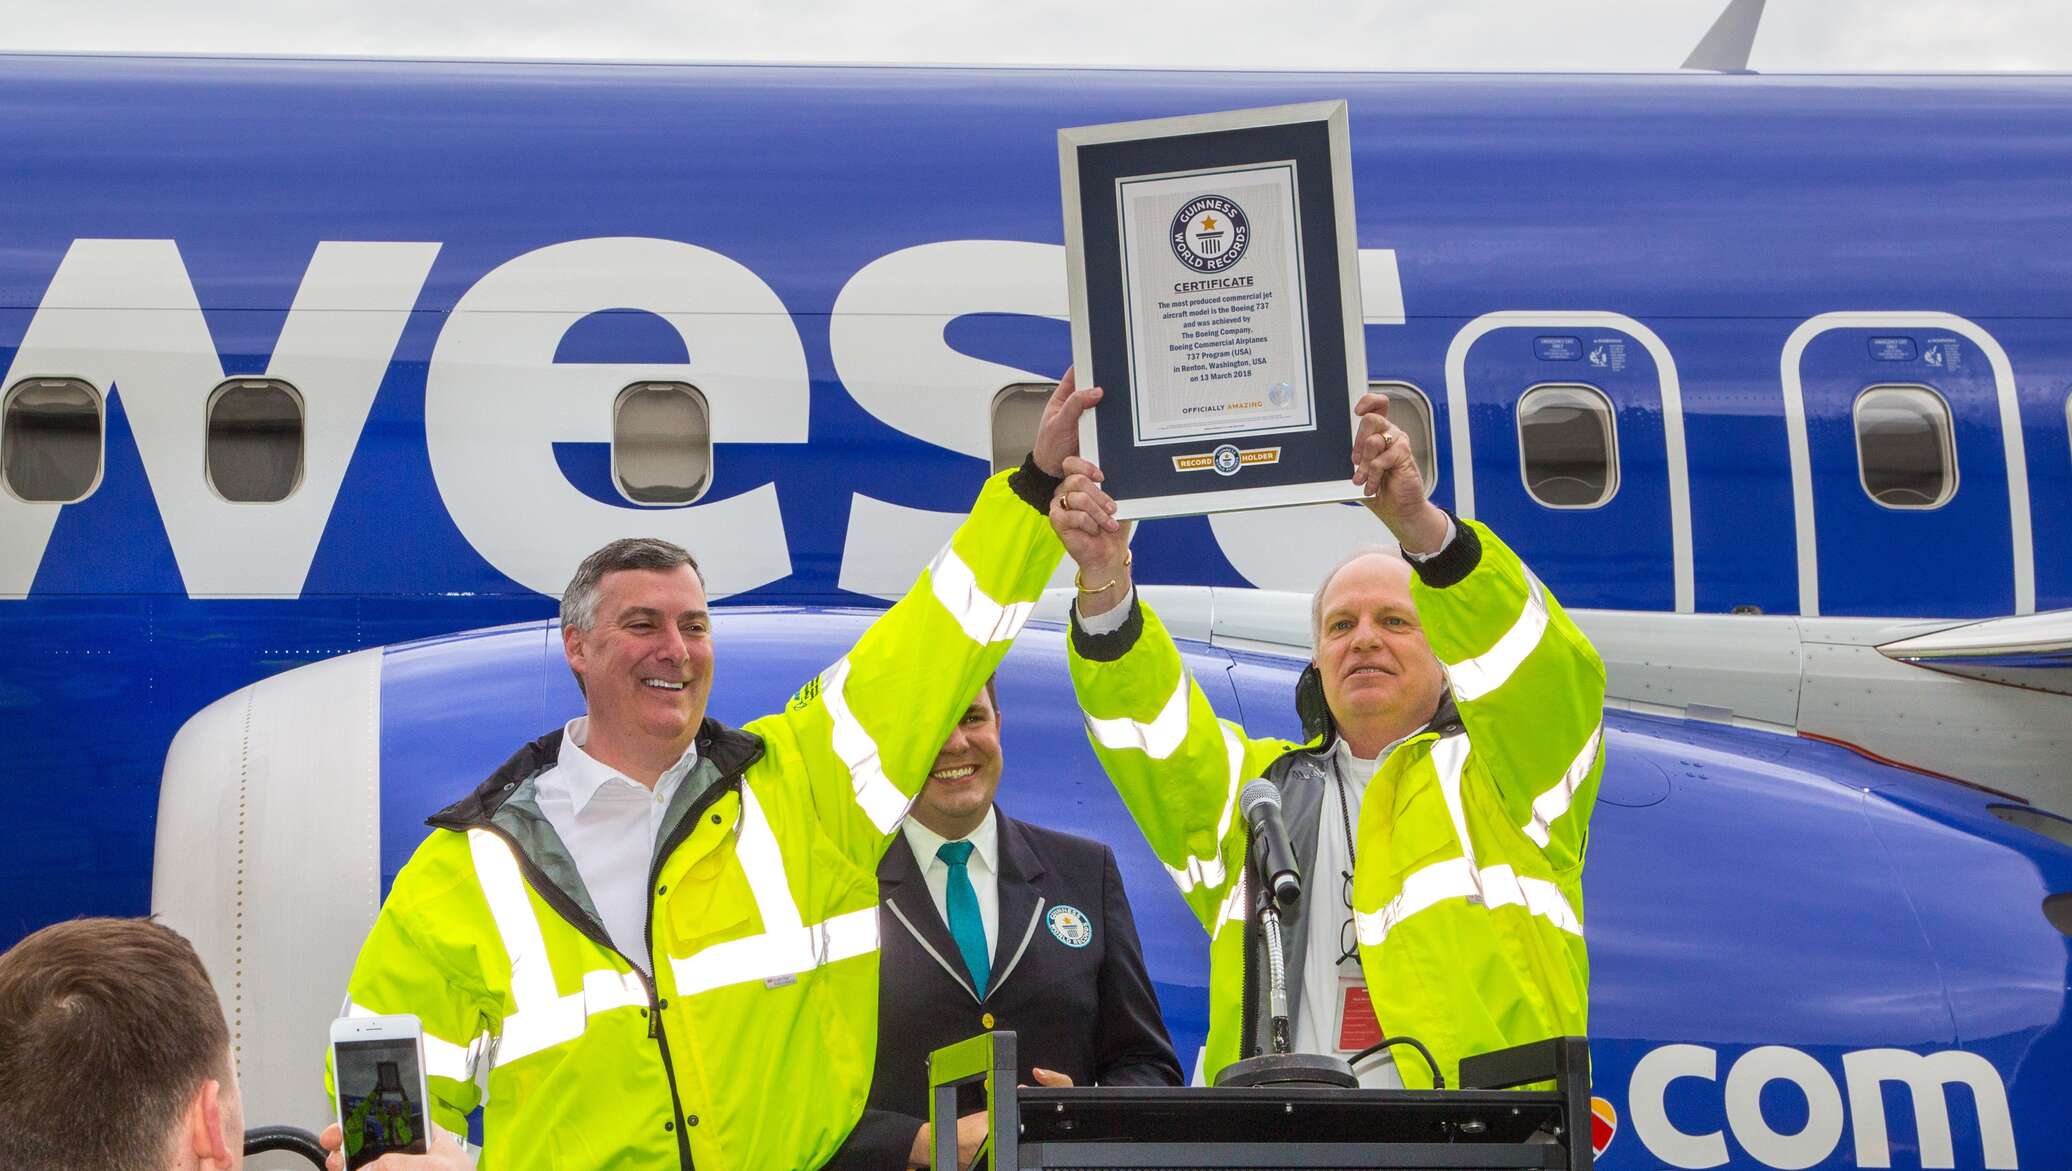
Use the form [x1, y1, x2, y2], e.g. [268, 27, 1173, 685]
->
[1410, 510, 1482, 589]
[1070, 592, 1144, 662]
[1009, 454, 1064, 516]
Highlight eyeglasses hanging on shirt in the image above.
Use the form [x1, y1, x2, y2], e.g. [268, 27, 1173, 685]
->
[1334, 771, 1359, 967]
[1337, 870, 1361, 966]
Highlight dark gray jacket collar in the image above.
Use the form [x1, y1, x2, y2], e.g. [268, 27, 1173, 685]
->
[422, 717, 765, 963]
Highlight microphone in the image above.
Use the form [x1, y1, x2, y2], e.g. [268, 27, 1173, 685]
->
[1239, 779, 1301, 910]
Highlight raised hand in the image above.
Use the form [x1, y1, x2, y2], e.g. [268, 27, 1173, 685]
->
[1049, 456, 1124, 562]
[1350, 392, 1450, 554]
[1048, 456, 1133, 616]
[1031, 366, 1104, 478]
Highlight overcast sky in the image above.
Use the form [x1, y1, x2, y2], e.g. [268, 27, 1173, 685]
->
[9, 1, 2072, 72]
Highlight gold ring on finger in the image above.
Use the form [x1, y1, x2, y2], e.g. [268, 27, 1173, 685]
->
[1381, 430, 1396, 449]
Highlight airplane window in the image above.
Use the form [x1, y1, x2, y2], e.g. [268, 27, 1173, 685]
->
[1371, 381, 1437, 494]
[992, 382, 1054, 473]
[207, 379, 304, 503]
[1, 377, 102, 503]
[1854, 385, 1955, 509]
[1517, 383, 1618, 508]
[613, 382, 710, 505]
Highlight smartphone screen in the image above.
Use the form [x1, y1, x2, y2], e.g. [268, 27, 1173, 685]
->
[334, 1036, 430, 1169]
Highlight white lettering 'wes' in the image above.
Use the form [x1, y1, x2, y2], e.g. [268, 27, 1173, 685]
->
[425, 237, 808, 599]
[0, 239, 437, 598]
[5, 236, 1400, 600]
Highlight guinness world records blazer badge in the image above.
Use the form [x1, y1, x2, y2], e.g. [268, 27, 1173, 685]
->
[1058, 101, 1368, 519]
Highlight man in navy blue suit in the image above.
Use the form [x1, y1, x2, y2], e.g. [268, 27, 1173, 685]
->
[831, 677, 1182, 1169]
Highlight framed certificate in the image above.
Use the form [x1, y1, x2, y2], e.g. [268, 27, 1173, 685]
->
[1060, 100, 1367, 519]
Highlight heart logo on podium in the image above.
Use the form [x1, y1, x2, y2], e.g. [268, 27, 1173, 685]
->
[1590, 1096, 1618, 1158]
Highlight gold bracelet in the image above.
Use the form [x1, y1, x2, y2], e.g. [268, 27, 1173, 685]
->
[1074, 552, 1132, 594]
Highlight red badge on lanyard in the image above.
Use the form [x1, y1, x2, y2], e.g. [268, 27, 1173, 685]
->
[1336, 975, 1382, 1052]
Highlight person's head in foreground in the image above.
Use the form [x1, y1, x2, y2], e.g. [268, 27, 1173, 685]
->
[0, 916, 243, 1171]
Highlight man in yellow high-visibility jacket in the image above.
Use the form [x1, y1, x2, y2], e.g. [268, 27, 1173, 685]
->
[333, 375, 1101, 1171]
[1048, 391, 1604, 1090]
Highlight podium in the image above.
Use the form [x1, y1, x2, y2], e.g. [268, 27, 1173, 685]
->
[929, 1032, 1594, 1170]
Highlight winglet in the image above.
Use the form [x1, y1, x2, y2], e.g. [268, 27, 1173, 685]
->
[1682, 0, 1768, 72]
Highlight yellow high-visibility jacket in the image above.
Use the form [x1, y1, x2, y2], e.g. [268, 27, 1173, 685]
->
[1068, 519, 1604, 1089]
[338, 465, 1063, 1170]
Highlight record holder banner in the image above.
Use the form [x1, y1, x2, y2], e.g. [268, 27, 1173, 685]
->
[1060, 101, 1368, 519]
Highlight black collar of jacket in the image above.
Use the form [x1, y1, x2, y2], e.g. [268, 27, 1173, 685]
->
[426, 717, 766, 830]
[1285, 686, 1463, 766]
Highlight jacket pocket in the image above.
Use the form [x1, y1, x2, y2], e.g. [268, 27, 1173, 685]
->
[662, 847, 756, 955]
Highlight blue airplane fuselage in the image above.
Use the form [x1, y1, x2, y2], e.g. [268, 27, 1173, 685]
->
[2, 56, 2070, 1169]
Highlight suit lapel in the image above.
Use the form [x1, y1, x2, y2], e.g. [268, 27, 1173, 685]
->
[878, 830, 981, 1001]
[987, 811, 1048, 1000]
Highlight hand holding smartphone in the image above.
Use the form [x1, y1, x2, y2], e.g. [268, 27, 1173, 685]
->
[330, 1014, 433, 1170]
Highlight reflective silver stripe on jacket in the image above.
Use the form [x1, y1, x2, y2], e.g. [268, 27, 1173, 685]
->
[1524, 724, 1602, 848]
[1439, 574, 1549, 702]
[1083, 671, 1190, 758]
[465, 830, 650, 1068]
[928, 541, 1037, 645]
[669, 782, 880, 996]
[816, 655, 916, 834]
[1353, 734, 1583, 948]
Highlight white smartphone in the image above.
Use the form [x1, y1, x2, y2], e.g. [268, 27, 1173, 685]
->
[330, 1014, 433, 1169]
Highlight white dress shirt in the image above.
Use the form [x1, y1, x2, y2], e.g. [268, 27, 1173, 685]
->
[900, 807, 1001, 960]
[533, 717, 698, 974]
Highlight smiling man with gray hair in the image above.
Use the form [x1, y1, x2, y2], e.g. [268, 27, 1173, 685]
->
[1048, 390, 1606, 1092]
[334, 373, 1107, 1170]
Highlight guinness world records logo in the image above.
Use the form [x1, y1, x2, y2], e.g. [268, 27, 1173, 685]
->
[1170, 194, 1251, 273]
[1047, 904, 1094, 948]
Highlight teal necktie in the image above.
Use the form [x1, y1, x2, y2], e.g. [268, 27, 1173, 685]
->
[937, 840, 990, 997]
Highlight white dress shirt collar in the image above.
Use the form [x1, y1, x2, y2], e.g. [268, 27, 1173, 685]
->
[1331, 736, 1385, 786]
[901, 805, 1000, 876]
[555, 715, 698, 810]
[901, 806, 1003, 967]
[1329, 720, 1427, 784]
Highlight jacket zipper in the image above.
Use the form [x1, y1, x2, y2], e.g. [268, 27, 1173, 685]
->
[478, 767, 740, 1171]
[639, 776, 747, 1171]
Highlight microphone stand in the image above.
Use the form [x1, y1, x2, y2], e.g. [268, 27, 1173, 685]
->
[1211, 825, 1358, 1090]
[1261, 900, 1293, 1056]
